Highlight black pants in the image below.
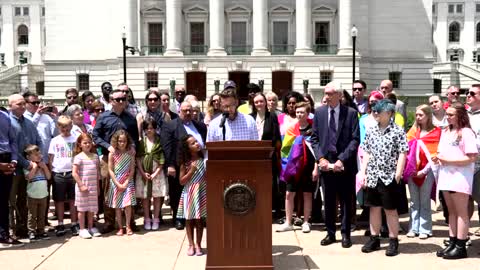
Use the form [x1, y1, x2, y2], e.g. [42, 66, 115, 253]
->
[168, 170, 182, 221]
[322, 170, 355, 238]
[0, 153, 13, 240]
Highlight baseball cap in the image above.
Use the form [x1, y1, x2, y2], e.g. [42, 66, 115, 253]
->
[224, 80, 236, 90]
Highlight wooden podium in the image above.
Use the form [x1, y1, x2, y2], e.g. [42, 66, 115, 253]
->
[206, 141, 273, 270]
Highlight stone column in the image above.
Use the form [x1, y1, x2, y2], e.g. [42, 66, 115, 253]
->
[337, 0, 352, 55]
[294, 0, 314, 55]
[126, 0, 138, 48]
[164, 0, 183, 56]
[29, 4, 42, 65]
[208, 0, 227, 56]
[2, 5, 14, 66]
[251, 0, 270, 56]
[435, 3, 448, 62]
[463, 1, 475, 64]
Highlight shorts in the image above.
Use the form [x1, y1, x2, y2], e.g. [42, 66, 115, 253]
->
[52, 172, 75, 202]
[364, 179, 400, 210]
[286, 176, 315, 193]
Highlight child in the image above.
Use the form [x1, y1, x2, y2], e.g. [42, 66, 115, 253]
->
[48, 115, 79, 236]
[72, 133, 101, 239]
[107, 130, 136, 236]
[136, 119, 167, 231]
[177, 135, 207, 256]
[24, 144, 51, 241]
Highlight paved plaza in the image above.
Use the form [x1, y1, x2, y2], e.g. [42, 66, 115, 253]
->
[0, 209, 479, 270]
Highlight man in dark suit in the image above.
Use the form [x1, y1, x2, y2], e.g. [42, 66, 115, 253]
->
[162, 101, 207, 230]
[311, 81, 360, 248]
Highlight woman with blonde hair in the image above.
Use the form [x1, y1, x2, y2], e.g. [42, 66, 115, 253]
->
[204, 93, 221, 126]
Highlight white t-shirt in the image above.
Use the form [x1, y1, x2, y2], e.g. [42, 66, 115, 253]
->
[48, 134, 76, 172]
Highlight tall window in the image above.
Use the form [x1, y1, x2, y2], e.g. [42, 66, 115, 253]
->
[15, 7, 21, 16]
[190, 22, 205, 54]
[77, 74, 89, 91]
[456, 4, 463, 13]
[148, 23, 163, 54]
[18, 25, 29, 45]
[320, 71, 333, 86]
[314, 22, 330, 53]
[231, 22, 247, 54]
[448, 4, 455, 13]
[42, 7, 45, 17]
[477, 4, 480, 13]
[388, 72, 402, 89]
[146, 72, 158, 89]
[449, 22, 460, 42]
[477, 23, 480, 43]
[23, 7, 29, 16]
[272, 21, 289, 54]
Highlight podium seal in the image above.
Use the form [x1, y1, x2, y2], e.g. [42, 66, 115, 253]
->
[223, 182, 256, 215]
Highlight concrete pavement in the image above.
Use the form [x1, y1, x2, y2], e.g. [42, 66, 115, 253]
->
[1, 210, 479, 270]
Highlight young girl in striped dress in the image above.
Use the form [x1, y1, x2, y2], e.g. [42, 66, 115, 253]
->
[178, 135, 207, 256]
[72, 133, 101, 239]
[107, 130, 136, 236]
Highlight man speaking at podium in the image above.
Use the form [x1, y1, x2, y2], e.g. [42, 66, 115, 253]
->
[207, 86, 258, 142]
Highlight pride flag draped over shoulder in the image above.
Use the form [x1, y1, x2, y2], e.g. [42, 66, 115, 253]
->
[280, 119, 313, 183]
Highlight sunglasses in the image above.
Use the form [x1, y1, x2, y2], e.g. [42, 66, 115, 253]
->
[353, 88, 364, 92]
[147, 97, 159, 102]
[175, 91, 186, 95]
[67, 96, 78, 100]
[112, 97, 127, 103]
[449, 92, 460, 96]
[467, 91, 477, 97]
[94, 108, 105, 113]
[28, 101, 41, 106]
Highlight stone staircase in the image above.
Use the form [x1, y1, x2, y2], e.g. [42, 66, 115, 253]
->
[433, 62, 480, 89]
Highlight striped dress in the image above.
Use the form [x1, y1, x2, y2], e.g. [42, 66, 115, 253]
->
[73, 153, 99, 212]
[107, 151, 136, 208]
[177, 158, 207, 220]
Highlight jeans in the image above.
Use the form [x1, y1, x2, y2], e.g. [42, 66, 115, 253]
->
[408, 170, 434, 235]
[9, 174, 28, 236]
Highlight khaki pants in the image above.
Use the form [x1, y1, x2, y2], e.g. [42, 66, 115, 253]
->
[9, 175, 28, 236]
[27, 197, 47, 233]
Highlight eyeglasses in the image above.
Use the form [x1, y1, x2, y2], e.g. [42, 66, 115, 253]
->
[353, 88, 364, 92]
[94, 108, 105, 113]
[147, 97, 159, 102]
[449, 92, 460, 96]
[67, 95, 78, 100]
[28, 101, 41, 106]
[112, 97, 127, 103]
[467, 91, 477, 97]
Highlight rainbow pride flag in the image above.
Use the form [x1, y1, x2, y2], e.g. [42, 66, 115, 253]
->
[280, 120, 313, 183]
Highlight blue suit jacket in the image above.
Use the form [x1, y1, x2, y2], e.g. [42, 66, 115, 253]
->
[311, 104, 360, 174]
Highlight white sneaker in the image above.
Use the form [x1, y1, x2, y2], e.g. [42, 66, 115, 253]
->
[276, 223, 294, 232]
[151, 218, 160, 231]
[89, 227, 101, 237]
[301, 222, 311, 233]
[406, 231, 417, 238]
[418, 233, 429, 239]
[144, 219, 151, 230]
[79, 229, 92, 239]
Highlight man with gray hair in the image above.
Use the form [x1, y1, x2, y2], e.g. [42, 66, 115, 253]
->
[311, 81, 360, 249]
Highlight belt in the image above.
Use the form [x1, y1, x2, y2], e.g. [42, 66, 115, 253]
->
[55, 171, 72, 177]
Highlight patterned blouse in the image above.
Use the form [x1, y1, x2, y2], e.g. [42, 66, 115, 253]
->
[362, 121, 409, 188]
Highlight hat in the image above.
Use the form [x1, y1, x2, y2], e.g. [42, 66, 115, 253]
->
[224, 80, 236, 90]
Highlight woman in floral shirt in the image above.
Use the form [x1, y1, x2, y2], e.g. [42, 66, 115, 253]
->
[358, 99, 408, 257]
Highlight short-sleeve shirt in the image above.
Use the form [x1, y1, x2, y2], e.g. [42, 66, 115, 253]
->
[24, 168, 48, 199]
[48, 134, 76, 172]
[207, 112, 259, 142]
[362, 121, 409, 188]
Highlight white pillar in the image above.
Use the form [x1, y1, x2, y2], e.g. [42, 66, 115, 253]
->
[208, 0, 227, 56]
[294, 0, 314, 55]
[30, 4, 42, 65]
[164, 0, 183, 56]
[2, 5, 14, 67]
[463, 1, 475, 64]
[251, 0, 270, 56]
[337, 0, 352, 55]
[126, 0, 138, 48]
[435, 3, 448, 62]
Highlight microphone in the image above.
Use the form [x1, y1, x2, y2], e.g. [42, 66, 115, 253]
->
[219, 112, 229, 128]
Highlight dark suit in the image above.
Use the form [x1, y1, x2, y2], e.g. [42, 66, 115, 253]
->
[311, 104, 359, 238]
[162, 118, 207, 220]
[250, 111, 282, 214]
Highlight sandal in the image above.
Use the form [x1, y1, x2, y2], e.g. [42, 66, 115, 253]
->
[116, 229, 124, 236]
[126, 227, 133, 236]
[187, 245, 195, 256]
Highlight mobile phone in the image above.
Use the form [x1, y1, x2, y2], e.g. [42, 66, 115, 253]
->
[45, 106, 53, 113]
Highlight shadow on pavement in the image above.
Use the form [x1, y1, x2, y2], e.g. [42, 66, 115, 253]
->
[272, 245, 320, 270]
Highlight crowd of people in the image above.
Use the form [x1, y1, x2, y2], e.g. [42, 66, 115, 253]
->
[0, 78, 479, 260]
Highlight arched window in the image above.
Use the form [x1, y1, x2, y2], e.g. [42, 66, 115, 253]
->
[18, 24, 28, 45]
[477, 23, 480, 43]
[449, 22, 460, 42]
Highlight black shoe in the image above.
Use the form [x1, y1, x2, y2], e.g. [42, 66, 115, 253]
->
[38, 232, 50, 240]
[293, 217, 303, 226]
[71, 224, 79, 236]
[437, 237, 456, 257]
[385, 238, 399, 257]
[101, 224, 115, 234]
[320, 235, 336, 246]
[175, 220, 185, 230]
[443, 239, 467, 260]
[15, 230, 29, 239]
[55, 225, 66, 237]
[29, 232, 37, 242]
[275, 217, 286, 225]
[361, 235, 380, 253]
[364, 229, 371, 237]
[131, 223, 140, 232]
[341, 237, 352, 248]
[7, 237, 24, 247]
